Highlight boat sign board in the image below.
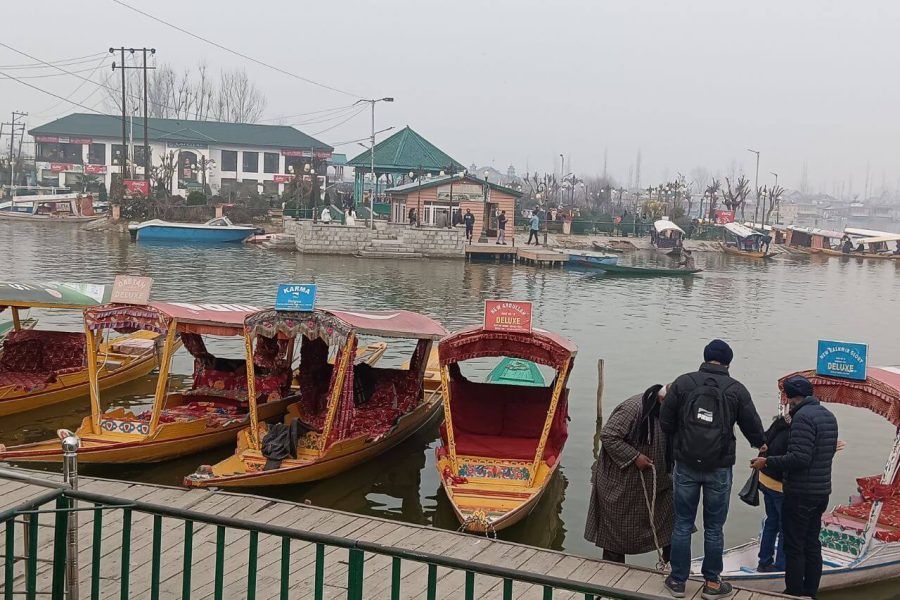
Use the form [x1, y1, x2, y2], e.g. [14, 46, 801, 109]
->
[276, 284, 317, 311]
[816, 340, 868, 381]
[484, 300, 533, 333]
[110, 275, 153, 306]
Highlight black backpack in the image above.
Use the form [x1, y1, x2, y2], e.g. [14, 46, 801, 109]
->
[678, 374, 735, 470]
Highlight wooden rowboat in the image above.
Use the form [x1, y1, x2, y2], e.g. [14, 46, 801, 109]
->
[0, 302, 386, 464]
[183, 308, 447, 487]
[0, 282, 164, 418]
[435, 325, 577, 532]
[719, 243, 774, 259]
[820, 247, 900, 260]
[597, 263, 702, 277]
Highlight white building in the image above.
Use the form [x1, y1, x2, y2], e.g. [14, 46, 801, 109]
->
[28, 113, 333, 196]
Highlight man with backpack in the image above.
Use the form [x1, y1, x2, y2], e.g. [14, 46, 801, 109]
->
[660, 339, 766, 599]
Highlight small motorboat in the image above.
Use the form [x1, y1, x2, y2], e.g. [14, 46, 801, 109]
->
[487, 357, 545, 386]
[556, 249, 619, 267]
[597, 263, 702, 277]
[129, 216, 256, 243]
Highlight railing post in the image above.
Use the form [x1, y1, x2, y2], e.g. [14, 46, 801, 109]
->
[61, 434, 80, 600]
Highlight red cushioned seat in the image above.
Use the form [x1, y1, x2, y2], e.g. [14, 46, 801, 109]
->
[441, 424, 561, 467]
[0, 371, 56, 390]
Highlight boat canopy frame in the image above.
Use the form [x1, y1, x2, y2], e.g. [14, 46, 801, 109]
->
[438, 326, 577, 485]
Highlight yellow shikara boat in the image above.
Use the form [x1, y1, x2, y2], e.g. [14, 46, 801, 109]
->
[435, 325, 577, 533]
[720, 222, 775, 259]
[0, 301, 294, 463]
[0, 281, 163, 417]
[184, 308, 447, 488]
[819, 232, 900, 260]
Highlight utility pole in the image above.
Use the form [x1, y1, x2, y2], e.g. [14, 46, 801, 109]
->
[6, 111, 27, 198]
[747, 148, 760, 223]
[111, 47, 156, 182]
[354, 97, 394, 228]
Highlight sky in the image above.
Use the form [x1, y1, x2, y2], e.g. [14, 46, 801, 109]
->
[2, 0, 899, 197]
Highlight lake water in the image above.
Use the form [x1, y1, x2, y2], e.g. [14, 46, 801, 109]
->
[1, 221, 898, 595]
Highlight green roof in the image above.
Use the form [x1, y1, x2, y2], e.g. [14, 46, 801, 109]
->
[385, 173, 523, 198]
[29, 113, 332, 151]
[347, 126, 463, 173]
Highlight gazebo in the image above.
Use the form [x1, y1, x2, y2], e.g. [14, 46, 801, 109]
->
[348, 126, 464, 218]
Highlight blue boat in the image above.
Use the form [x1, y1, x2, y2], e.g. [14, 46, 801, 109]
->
[129, 217, 257, 243]
[557, 249, 619, 268]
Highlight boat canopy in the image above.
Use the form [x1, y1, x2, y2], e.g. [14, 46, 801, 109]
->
[788, 226, 844, 239]
[654, 219, 685, 235]
[858, 234, 900, 245]
[0, 281, 110, 310]
[438, 325, 577, 371]
[85, 301, 259, 336]
[724, 222, 766, 239]
[779, 367, 900, 428]
[845, 227, 897, 238]
[244, 308, 446, 344]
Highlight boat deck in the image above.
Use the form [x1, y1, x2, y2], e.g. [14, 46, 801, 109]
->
[516, 248, 568, 267]
[0, 468, 788, 599]
[465, 244, 518, 262]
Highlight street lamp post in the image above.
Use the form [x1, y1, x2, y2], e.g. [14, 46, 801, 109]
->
[355, 97, 394, 229]
[747, 148, 760, 223]
[478, 171, 491, 243]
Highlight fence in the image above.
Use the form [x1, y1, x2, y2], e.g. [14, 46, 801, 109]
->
[0, 438, 663, 600]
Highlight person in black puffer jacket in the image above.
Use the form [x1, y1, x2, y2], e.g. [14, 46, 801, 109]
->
[751, 375, 838, 599]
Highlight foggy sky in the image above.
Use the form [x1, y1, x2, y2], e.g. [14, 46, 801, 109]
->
[2, 0, 898, 196]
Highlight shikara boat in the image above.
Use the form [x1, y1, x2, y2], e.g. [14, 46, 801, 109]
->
[783, 226, 843, 255]
[184, 308, 447, 487]
[819, 231, 900, 260]
[129, 216, 257, 243]
[435, 325, 577, 532]
[651, 219, 685, 256]
[487, 358, 545, 386]
[597, 263, 701, 277]
[0, 194, 103, 223]
[704, 367, 900, 592]
[557, 249, 619, 268]
[720, 222, 775, 259]
[0, 315, 36, 342]
[0, 301, 302, 463]
[0, 282, 163, 417]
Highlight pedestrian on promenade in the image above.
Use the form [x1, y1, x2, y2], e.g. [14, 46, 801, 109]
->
[497, 210, 508, 245]
[527, 211, 540, 245]
[463, 209, 475, 242]
[345, 206, 356, 227]
[408, 207, 416, 225]
[660, 339, 766, 599]
[750, 375, 838, 599]
[585, 383, 674, 566]
[755, 411, 790, 573]
[321, 206, 332, 223]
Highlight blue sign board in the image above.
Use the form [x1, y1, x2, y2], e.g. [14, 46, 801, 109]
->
[275, 284, 317, 311]
[816, 340, 868, 381]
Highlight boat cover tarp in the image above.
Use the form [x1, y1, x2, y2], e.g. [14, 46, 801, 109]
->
[439, 326, 576, 370]
[654, 219, 685, 235]
[85, 302, 259, 336]
[0, 281, 110, 310]
[779, 367, 900, 428]
[724, 222, 765, 239]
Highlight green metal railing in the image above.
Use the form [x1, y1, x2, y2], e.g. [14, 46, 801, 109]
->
[0, 467, 663, 600]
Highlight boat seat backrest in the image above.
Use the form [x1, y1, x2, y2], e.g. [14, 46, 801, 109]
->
[0, 330, 85, 374]
[449, 379, 563, 440]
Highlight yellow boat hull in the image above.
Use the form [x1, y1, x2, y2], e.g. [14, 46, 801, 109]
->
[185, 390, 443, 488]
[820, 247, 900, 260]
[0, 331, 164, 418]
[720, 243, 773, 259]
[436, 451, 557, 533]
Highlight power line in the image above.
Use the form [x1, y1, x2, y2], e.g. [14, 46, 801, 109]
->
[0, 51, 108, 70]
[31, 57, 110, 118]
[4, 64, 109, 79]
[258, 103, 358, 123]
[111, 0, 361, 98]
[310, 107, 367, 136]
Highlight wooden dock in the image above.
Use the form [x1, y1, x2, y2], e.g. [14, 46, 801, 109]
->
[517, 248, 568, 267]
[465, 243, 518, 262]
[0, 469, 786, 600]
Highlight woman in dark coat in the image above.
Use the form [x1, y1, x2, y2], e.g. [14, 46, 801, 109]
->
[584, 384, 674, 564]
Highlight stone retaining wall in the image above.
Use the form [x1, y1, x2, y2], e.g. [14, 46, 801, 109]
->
[290, 221, 374, 254]
[287, 219, 468, 257]
[384, 223, 467, 257]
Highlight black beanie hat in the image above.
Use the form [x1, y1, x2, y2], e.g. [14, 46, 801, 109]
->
[783, 375, 814, 399]
[703, 339, 734, 365]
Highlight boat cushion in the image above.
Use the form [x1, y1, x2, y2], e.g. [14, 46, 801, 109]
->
[834, 494, 900, 542]
[0, 330, 85, 374]
[449, 379, 568, 441]
[0, 370, 56, 391]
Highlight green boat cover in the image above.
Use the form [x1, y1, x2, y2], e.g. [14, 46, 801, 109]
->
[486, 357, 546, 386]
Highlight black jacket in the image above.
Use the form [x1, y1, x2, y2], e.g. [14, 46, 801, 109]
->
[761, 416, 790, 483]
[660, 362, 765, 469]
[463, 213, 475, 227]
[767, 397, 838, 497]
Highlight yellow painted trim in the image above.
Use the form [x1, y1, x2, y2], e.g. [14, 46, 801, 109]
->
[147, 321, 179, 435]
[440, 364, 458, 474]
[318, 331, 355, 455]
[245, 332, 260, 451]
[84, 322, 101, 435]
[11, 307, 20, 331]
[529, 356, 571, 486]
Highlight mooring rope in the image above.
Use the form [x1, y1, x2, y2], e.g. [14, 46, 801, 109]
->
[639, 463, 668, 571]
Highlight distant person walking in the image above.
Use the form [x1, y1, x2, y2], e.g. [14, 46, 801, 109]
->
[527, 211, 540, 245]
[660, 339, 766, 599]
[496, 210, 508, 245]
[320, 206, 332, 224]
[751, 375, 838, 599]
[585, 383, 674, 565]
[463, 209, 475, 242]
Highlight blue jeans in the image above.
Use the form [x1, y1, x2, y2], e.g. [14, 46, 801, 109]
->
[669, 463, 733, 583]
[758, 486, 785, 570]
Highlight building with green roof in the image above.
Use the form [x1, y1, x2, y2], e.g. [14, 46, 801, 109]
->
[28, 113, 334, 197]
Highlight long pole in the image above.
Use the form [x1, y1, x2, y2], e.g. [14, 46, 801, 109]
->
[120, 48, 128, 179]
[142, 48, 150, 182]
[369, 100, 375, 229]
[748, 148, 760, 223]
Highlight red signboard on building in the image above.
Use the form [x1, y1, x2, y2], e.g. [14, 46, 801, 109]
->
[35, 135, 92, 144]
[124, 180, 150, 197]
[272, 175, 292, 184]
[484, 300, 533, 333]
[281, 149, 333, 159]
[714, 210, 735, 224]
[84, 164, 107, 174]
[50, 163, 77, 173]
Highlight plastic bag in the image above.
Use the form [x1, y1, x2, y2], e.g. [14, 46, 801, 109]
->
[739, 469, 760, 506]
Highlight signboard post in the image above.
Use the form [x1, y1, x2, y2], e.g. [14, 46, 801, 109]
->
[275, 284, 317, 311]
[816, 340, 868, 381]
[110, 275, 153, 306]
[484, 300, 533, 333]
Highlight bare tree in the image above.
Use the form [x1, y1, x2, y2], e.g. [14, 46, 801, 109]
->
[765, 184, 785, 223]
[150, 150, 177, 199]
[704, 179, 721, 219]
[212, 69, 267, 124]
[723, 175, 752, 219]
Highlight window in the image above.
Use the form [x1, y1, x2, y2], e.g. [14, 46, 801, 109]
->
[60, 143, 83, 164]
[242, 152, 259, 173]
[221, 150, 237, 171]
[40, 169, 59, 187]
[37, 143, 62, 162]
[88, 143, 106, 165]
[134, 146, 151, 169]
[284, 155, 304, 174]
[111, 145, 125, 166]
[263, 152, 279, 174]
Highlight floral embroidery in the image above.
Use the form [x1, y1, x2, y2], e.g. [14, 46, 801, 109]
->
[457, 461, 530, 480]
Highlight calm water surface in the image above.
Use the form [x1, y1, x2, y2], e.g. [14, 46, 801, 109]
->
[1, 221, 898, 595]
